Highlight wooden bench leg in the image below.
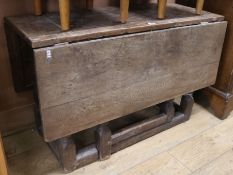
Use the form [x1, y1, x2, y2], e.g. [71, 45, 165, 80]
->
[120, 0, 129, 23]
[50, 136, 76, 172]
[158, 0, 167, 19]
[86, 0, 94, 10]
[196, 0, 205, 15]
[159, 100, 175, 122]
[59, 0, 70, 31]
[34, 0, 42, 16]
[180, 94, 194, 120]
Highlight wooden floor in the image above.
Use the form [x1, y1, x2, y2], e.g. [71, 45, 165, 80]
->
[3, 103, 233, 175]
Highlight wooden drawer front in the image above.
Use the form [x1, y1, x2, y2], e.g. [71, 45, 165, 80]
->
[34, 22, 226, 141]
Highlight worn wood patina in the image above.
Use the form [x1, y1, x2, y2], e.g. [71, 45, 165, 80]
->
[5, 5, 226, 142]
[177, 0, 233, 119]
[49, 94, 194, 172]
[5, 4, 226, 172]
[5, 4, 224, 48]
[30, 20, 226, 141]
[5, 4, 224, 92]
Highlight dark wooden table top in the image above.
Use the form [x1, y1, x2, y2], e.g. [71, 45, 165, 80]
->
[5, 4, 224, 48]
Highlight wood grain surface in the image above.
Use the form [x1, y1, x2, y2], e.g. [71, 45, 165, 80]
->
[169, 114, 233, 171]
[5, 104, 227, 175]
[1, 3, 223, 135]
[0, 0, 116, 134]
[5, 4, 224, 48]
[0, 133, 8, 175]
[33, 22, 226, 141]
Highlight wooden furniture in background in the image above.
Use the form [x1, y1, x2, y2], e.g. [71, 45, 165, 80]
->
[121, 0, 206, 21]
[177, 0, 233, 119]
[196, 0, 233, 119]
[0, 0, 37, 136]
[158, 0, 205, 19]
[0, 1, 116, 137]
[32, 0, 204, 30]
[0, 134, 8, 175]
[33, 0, 92, 30]
[121, 0, 205, 21]
[33, 0, 128, 30]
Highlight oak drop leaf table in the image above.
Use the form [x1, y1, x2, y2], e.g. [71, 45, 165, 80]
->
[5, 3, 225, 173]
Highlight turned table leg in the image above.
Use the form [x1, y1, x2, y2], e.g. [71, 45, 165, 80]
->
[34, 0, 42, 16]
[196, 0, 205, 15]
[120, 0, 129, 23]
[158, 0, 167, 19]
[59, 0, 70, 31]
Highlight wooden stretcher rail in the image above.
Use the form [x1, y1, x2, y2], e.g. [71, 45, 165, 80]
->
[49, 94, 194, 173]
[111, 114, 168, 145]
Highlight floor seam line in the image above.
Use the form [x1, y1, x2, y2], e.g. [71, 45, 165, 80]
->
[189, 148, 233, 175]
[165, 119, 221, 152]
[118, 151, 178, 175]
[167, 151, 193, 173]
[117, 119, 220, 175]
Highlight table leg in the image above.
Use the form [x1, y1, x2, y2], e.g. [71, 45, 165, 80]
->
[158, 0, 167, 19]
[34, 0, 42, 16]
[47, 94, 194, 172]
[50, 136, 76, 173]
[196, 0, 205, 15]
[96, 125, 112, 160]
[59, 0, 70, 31]
[120, 0, 129, 23]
